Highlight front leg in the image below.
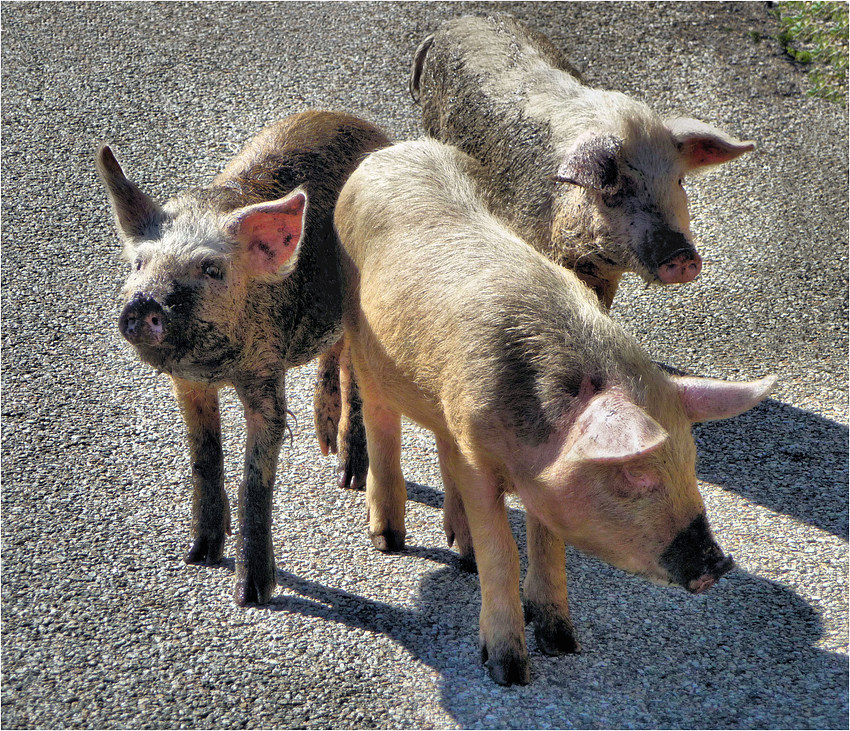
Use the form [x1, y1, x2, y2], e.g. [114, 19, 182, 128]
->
[172, 376, 230, 566]
[523, 515, 580, 655]
[233, 374, 288, 606]
[443, 442, 529, 686]
[362, 392, 406, 552]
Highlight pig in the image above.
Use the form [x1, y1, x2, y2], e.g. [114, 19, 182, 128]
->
[334, 138, 775, 685]
[410, 13, 755, 308]
[97, 110, 389, 606]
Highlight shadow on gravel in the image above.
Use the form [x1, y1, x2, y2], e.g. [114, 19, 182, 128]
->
[694, 399, 849, 538]
[263, 481, 846, 729]
[265, 564, 846, 728]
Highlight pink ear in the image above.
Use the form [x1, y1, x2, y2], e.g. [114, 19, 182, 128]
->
[567, 390, 668, 463]
[227, 189, 307, 277]
[674, 375, 776, 423]
[666, 117, 755, 170]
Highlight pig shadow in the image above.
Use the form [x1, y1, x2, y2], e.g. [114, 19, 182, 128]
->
[693, 398, 848, 538]
[250, 481, 846, 728]
[267, 546, 847, 729]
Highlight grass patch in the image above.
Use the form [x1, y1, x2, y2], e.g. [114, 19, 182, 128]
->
[774, 1, 848, 103]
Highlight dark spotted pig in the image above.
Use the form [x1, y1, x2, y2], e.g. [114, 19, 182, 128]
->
[410, 13, 755, 308]
[98, 110, 389, 605]
[335, 138, 775, 685]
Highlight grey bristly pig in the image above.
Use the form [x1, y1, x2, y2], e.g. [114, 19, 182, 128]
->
[98, 110, 389, 605]
[410, 13, 755, 308]
[335, 138, 775, 685]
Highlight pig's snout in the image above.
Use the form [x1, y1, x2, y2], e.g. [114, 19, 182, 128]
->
[119, 294, 167, 346]
[659, 514, 735, 594]
[686, 554, 736, 594]
[657, 250, 703, 284]
[645, 227, 702, 285]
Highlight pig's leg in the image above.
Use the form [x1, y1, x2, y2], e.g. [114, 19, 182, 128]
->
[313, 339, 343, 456]
[337, 339, 368, 490]
[523, 515, 581, 655]
[312, 337, 368, 490]
[362, 395, 406, 552]
[436, 437, 475, 570]
[233, 376, 288, 606]
[444, 443, 529, 685]
[172, 377, 230, 566]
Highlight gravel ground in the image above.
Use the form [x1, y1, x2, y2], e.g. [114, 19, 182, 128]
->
[1, 2, 847, 729]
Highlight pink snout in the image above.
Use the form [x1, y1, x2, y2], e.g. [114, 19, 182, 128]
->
[657, 251, 703, 284]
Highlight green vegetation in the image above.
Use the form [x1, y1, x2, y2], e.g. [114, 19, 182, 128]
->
[775, 1, 848, 103]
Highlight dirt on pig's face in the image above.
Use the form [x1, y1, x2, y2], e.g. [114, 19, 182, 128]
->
[511, 380, 711, 589]
[551, 117, 700, 288]
[118, 201, 249, 382]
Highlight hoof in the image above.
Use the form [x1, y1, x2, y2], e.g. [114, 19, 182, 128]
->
[369, 528, 405, 553]
[523, 601, 581, 656]
[185, 534, 225, 566]
[480, 640, 530, 686]
[234, 560, 276, 606]
[316, 417, 338, 456]
[458, 551, 477, 574]
[234, 576, 275, 607]
[337, 458, 367, 491]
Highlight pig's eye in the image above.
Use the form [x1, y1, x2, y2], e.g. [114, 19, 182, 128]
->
[134, 258, 143, 271]
[203, 263, 224, 280]
[678, 178, 685, 188]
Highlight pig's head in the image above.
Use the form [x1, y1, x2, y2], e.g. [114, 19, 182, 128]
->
[97, 145, 307, 381]
[552, 104, 754, 288]
[513, 373, 776, 593]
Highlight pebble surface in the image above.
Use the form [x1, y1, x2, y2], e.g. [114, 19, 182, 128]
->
[1, 2, 847, 728]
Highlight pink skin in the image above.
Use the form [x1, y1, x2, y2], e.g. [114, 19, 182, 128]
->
[658, 251, 703, 284]
[143, 311, 165, 343]
[689, 574, 718, 594]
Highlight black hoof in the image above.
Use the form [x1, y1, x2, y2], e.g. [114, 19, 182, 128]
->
[369, 529, 405, 552]
[523, 601, 581, 656]
[185, 534, 225, 566]
[234, 575, 275, 607]
[480, 642, 530, 686]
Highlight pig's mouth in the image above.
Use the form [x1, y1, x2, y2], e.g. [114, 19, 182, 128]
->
[658, 514, 736, 593]
[131, 340, 179, 372]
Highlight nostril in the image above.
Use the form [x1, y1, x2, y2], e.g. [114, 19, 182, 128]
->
[119, 310, 138, 337]
[146, 312, 164, 337]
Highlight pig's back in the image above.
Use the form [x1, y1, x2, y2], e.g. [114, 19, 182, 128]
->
[339, 139, 652, 438]
[217, 111, 390, 366]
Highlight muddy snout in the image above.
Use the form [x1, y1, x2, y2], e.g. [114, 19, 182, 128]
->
[660, 514, 735, 594]
[119, 293, 168, 346]
[657, 249, 703, 284]
[647, 227, 703, 284]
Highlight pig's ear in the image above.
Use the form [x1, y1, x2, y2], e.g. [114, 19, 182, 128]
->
[567, 391, 668, 463]
[553, 132, 623, 193]
[674, 374, 776, 423]
[96, 145, 163, 240]
[666, 118, 755, 171]
[225, 188, 308, 279]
